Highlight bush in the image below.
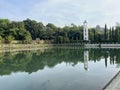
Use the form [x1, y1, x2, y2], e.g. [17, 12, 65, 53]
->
[4, 35, 14, 44]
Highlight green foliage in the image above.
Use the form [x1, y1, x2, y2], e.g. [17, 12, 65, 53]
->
[1, 18, 120, 43]
[23, 31, 32, 44]
[0, 36, 3, 40]
[23, 19, 45, 40]
[104, 24, 108, 40]
[4, 35, 14, 43]
[0, 36, 3, 43]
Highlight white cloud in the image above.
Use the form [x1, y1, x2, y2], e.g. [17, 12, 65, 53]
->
[1, 0, 120, 27]
[28, 0, 105, 26]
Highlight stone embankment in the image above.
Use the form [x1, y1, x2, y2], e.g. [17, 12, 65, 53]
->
[85, 44, 120, 48]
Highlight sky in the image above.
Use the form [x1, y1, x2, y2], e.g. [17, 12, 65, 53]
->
[0, 0, 120, 27]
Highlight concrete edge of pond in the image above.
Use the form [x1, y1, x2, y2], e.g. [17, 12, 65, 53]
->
[102, 70, 120, 90]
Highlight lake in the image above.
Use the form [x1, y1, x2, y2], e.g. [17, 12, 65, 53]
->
[0, 48, 119, 90]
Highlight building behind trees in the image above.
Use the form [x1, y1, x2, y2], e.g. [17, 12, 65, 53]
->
[0, 18, 120, 44]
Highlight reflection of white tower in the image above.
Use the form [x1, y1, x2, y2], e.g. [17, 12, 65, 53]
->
[83, 20, 89, 41]
[84, 51, 89, 71]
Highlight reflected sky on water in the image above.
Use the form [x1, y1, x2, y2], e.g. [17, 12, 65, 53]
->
[0, 48, 119, 90]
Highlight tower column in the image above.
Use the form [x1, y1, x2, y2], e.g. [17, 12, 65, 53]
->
[84, 50, 89, 71]
[83, 20, 89, 41]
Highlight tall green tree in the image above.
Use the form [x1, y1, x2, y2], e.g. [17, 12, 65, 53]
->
[24, 19, 45, 40]
[104, 24, 108, 41]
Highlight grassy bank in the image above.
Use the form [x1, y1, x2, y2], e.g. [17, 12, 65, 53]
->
[0, 44, 53, 52]
[0, 43, 86, 52]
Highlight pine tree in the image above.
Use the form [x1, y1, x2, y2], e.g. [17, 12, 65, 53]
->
[104, 24, 107, 41]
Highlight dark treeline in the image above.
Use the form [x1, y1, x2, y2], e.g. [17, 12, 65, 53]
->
[0, 48, 120, 75]
[0, 18, 120, 44]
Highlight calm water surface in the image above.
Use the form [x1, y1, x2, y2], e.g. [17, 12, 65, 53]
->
[0, 48, 120, 90]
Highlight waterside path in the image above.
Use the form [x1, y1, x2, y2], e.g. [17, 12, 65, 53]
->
[103, 71, 120, 90]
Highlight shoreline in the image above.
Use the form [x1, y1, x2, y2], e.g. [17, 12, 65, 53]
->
[0, 44, 53, 52]
[0, 43, 120, 52]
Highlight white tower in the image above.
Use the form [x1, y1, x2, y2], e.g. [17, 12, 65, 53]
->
[83, 20, 89, 41]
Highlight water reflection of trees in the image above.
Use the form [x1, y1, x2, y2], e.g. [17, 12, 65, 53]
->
[0, 48, 120, 75]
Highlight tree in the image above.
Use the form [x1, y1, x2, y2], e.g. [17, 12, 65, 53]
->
[0, 19, 10, 37]
[0, 36, 3, 43]
[111, 27, 115, 42]
[23, 31, 32, 44]
[24, 19, 45, 40]
[115, 26, 120, 43]
[45, 23, 57, 40]
[89, 28, 95, 43]
[109, 28, 112, 42]
[4, 35, 14, 43]
[104, 24, 108, 41]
